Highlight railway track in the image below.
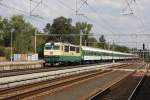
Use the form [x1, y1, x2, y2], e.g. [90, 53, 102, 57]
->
[0, 70, 111, 99]
[0, 63, 115, 78]
[0, 63, 110, 78]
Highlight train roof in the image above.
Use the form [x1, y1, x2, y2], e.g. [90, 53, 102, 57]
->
[45, 42, 79, 47]
[81, 46, 135, 56]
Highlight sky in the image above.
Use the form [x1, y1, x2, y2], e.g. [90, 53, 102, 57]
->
[0, 0, 150, 49]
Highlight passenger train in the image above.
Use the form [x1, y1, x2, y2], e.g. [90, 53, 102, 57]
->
[44, 42, 138, 65]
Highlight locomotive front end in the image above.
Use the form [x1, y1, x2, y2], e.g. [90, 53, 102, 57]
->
[44, 42, 63, 63]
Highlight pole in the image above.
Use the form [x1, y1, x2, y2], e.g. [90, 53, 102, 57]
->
[80, 31, 82, 53]
[112, 40, 115, 63]
[76, 0, 78, 15]
[35, 30, 37, 54]
[10, 30, 13, 62]
[143, 50, 144, 63]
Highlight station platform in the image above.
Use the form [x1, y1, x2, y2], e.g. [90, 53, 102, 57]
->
[0, 60, 44, 71]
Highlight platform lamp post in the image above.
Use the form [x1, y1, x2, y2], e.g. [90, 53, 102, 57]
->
[34, 29, 37, 54]
[10, 29, 14, 62]
[80, 31, 83, 64]
[142, 43, 145, 64]
[80, 31, 83, 53]
[112, 40, 115, 63]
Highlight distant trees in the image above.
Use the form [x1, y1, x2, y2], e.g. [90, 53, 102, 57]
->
[43, 16, 131, 53]
[11, 15, 36, 53]
[0, 15, 39, 57]
[44, 16, 74, 42]
[75, 22, 93, 46]
[43, 17, 94, 46]
[111, 44, 130, 53]
[98, 35, 106, 49]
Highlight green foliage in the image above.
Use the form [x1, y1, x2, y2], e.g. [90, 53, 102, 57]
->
[76, 22, 93, 46]
[0, 15, 36, 54]
[44, 16, 74, 43]
[0, 47, 5, 56]
[51, 16, 72, 34]
[36, 35, 47, 58]
[10, 15, 35, 53]
[4, 50, 11, 59]
[43, 18, 93, 45]
[98, 35, 106, 49]
[110, 44, 130, 53]
[88, 37, 98, 47]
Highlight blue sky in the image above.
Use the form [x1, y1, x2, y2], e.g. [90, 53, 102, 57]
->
[0, 0, 150, 49]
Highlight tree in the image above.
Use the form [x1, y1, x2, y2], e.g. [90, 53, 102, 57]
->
[51, 16, 73, 42]
[43, 16, 74, 42]
[98, 35, 106, 49]
[75, 22, 93, 46]
[0, 17, 4, 45]
[43, 23, 51, 34]
[9, 15, 36, 53]
[110, 44, 130, 53]
[2, 18, 12, 46]
[88, 37, 98, 47]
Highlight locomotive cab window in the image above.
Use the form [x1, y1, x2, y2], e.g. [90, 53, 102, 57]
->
[70, 46, 75, 51]
[45, 45, 60, 50]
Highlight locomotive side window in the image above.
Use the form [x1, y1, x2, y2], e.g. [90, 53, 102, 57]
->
[65, 45, 69, 52]
[76, 47, 80, 53]
[70, 46, 75, 51]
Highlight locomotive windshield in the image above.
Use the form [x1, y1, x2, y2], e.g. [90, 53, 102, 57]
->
[45, 44, 60, 50]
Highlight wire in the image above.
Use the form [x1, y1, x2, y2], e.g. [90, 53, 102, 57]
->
[80, 0, 118, 34]
[0, 1, 50, 22]
[56, 0, 75, 11]
[77, 0, 88, 12]
[30, 0, 43, 14]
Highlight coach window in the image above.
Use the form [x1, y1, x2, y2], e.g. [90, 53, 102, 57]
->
[65, 45, 69, 52]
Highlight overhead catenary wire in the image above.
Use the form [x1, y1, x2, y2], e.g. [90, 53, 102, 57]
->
[80, 0, 118, 34]
[0, 1, 51, 22]
[30, 0, 43, 15]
